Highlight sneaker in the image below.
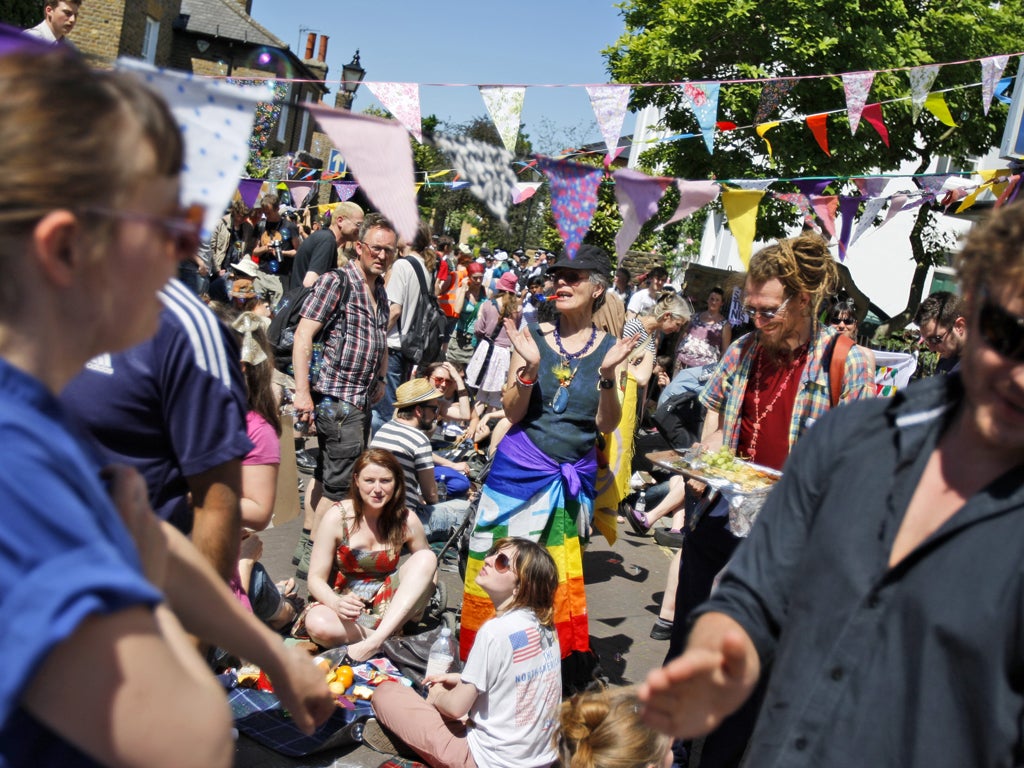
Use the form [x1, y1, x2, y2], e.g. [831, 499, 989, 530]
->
[295, 448, 317, 472]
[650, 620, 673, 641]
[654, 527, 684, 549]
[362, 717, 419, 758]
[624, 504, 650, 536]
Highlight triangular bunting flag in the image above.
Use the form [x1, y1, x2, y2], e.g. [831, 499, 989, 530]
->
[924, 93, 957, 127]
[365, 82, 423, 143]
[810, 195, 839, 240]
[996, 76, 1014, 105]
[853, 177, 888, 198]
[793, 178, 834, 197]
[433, 133, 518, 226]
[238, 179, 266, 210]
[331, 182, 358, 202]
[907, 64, 940, 122]
[307, 104, 418, 241]
[586, 85, 631, 158]
[837, 195, 862, 260]
[884, 194, 909, 224]
[861, 103, 889, 147]
[980, 55, 1010, 115]
[285, 181, 316, 208]
[681, 82, 720, 153]
[842, 72, 875, 135]
[512, 182, 542, 205]
[479, 86, 526, 154]
[116, 58, 273, 237]
[774, 192, 816, 230]
[720, 188, 764, 267]
[612, 168, 672, 256]
[756, 121, 781, 160]
[661, 179, 720, 229]
[850, 196, 888, 246]
[995, 174, 1021, 207]
[806, 114, 830, 156]
[731, 179, 777, 192]
[755, 78, 796, 124]
[534, 156, 604, 260]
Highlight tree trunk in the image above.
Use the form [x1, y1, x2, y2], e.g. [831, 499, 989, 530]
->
[873, 201, 934, 338]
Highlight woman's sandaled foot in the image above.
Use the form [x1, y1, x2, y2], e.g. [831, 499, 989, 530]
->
[345, 638, 381, 663]
[624, 504, 650, 535]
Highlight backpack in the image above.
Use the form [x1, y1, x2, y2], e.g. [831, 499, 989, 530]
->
[267, 269, 348, 376]
[398, 256, 446, 366]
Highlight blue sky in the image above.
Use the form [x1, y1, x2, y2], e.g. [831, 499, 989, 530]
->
[248, 0, 635, 155]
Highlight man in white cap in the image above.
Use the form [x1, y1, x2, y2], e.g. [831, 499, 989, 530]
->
[370, 378, 471, 541]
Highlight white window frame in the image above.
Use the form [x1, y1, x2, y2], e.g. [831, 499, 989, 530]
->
[141, 17, 159, 63]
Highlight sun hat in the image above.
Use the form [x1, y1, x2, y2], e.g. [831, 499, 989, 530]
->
[467, 261, 485, 275]
[394, 378, 443, 409]
[496, 271, 519, 293]
[231, 255, 260, 278]
[548, 244, 612, 276]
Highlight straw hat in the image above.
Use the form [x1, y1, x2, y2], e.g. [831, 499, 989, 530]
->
[394, 378, 443, 409]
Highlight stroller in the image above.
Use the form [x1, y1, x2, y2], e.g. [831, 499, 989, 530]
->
[433, 450, 494, 583]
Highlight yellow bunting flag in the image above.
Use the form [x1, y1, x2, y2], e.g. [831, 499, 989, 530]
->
[721, 188, 765, 268]
[924, 93, 957, 127]
[756, 121, 781, 160]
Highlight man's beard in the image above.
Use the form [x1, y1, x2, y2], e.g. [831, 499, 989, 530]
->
[756, 322, 805, 367]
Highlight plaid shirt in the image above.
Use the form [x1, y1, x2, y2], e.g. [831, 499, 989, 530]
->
[301, 261, 388, 408]
[699, 325, 875, 453]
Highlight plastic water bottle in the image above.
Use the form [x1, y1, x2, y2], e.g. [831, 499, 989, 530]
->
[425, 627, 456, 678]
[636, 490, 647, 518]
[437, 473, 448, 502]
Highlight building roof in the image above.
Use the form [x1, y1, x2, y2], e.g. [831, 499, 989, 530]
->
[180, 0, 286, 49]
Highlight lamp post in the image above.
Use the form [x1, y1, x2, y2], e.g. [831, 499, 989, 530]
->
[335, 50, 366, 110]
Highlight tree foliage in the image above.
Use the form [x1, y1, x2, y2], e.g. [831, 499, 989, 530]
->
[0, 0, 38, 28]
[605, 0, 1023, 326]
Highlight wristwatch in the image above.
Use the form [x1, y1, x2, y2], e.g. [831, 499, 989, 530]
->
[598, 377, 615, 390]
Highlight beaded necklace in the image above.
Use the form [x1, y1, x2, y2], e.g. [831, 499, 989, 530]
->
[748, 344, 806, 461]
[550, 320, 599, 414]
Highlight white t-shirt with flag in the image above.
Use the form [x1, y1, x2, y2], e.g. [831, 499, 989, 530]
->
[461, 608, 561, 768]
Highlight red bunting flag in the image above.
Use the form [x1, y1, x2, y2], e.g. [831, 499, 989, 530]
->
[861, 104, 890, 147]
[806, 114, 830, 156]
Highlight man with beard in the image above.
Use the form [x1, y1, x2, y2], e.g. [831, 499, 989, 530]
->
[370, 378, 471, 542]
[665, 233, 875, 768]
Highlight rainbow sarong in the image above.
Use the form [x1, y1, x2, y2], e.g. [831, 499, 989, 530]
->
[459, 426, 595, 661]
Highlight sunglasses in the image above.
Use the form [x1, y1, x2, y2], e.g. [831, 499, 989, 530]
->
[486, 547, 513, 573]
[921, 326, 952, 346]
[742, 294, 791, 322]
[977, 288, 1024, 362]
[551, 269, 587, 284]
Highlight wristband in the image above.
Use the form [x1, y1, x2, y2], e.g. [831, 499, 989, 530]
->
[515, 366, 536, 387]
[456, 389, 469, 398]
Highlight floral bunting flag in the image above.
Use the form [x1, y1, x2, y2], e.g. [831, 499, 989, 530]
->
[837, 195, 862, 260]
[731, 178, 777, 191]
[756, 121, 781, 160]
[806, 114, 830, 156]
[331, 182, 358, 202]
[720, 188, 764, 267]
[237, 179, 266, 209]
[480, 86, 526, 154]
[586, 85, 631, 157]
[810, 195, 839, 240]
[861, 103, 889, 147]
[534, 155, 604, 260]
[924, 93, 957, 127]
[433, 132, 518, 225]
[850, 196, 889, 246]
[681, 82, 720, 153]
[774, 192, 817, 231]
[365, 82, 423, 143]
[613, 168, 672, 256]
[661, 180, 720, 229]
[755, 79, 796, 124]
[980, 55, 1010, 115]
[512, 182, 543, 205]
[842, 72, 875, 135]
[907, 65, 941, 122]
[307, 103, 418, 241]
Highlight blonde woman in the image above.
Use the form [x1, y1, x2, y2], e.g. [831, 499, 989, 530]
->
[557, 686, 673, 768]
[623, 291, 692, 387]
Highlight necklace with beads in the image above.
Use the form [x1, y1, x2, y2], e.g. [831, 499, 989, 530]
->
[748, 344, 805, 461]
[550, 320, 598, 414]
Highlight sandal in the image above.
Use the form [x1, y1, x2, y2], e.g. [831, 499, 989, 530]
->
[624, 504, 650, 535]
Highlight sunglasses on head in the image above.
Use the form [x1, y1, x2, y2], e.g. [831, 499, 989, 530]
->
[486, 546, 513, 573]
[977, 287, 1024, 362]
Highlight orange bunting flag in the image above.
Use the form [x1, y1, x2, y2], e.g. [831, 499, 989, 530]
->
[756, 121, 781, 160]
[861, 103, 889, 147]
[806, 114, 830, 156]
[721, 188, 764, 268]
[924, 93, 957, 127]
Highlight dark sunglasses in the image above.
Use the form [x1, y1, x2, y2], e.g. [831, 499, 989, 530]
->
[977, 288, 1024, 362]
[486, 547, 512, 573]
[550, 269, 587, 284]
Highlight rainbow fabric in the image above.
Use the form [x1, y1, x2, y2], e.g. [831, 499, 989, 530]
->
[459, 428, 594, 661]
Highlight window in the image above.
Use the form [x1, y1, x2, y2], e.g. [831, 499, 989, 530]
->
[141, 17, 159, 63]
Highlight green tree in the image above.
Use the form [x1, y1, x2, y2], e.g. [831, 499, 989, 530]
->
[0, 0, 39, 28]
[606, 0, 1022, 330]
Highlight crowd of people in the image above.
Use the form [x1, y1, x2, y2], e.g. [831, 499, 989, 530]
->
[8, 12, 1024, 768]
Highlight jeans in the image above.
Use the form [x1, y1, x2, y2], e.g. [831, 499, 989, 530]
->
[372, 351, 408, 435]
[415, 498, 471, 542]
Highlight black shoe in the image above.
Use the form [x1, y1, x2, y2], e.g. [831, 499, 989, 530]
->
[650, 621, 673, 641]
[295, 448, 317, 472]
[654, 527, 684, 549]
[362, 717, 419, 758]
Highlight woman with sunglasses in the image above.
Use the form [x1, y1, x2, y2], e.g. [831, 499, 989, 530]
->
[296, 448, 437, 662]
[423, 360, 477, 446]
[460, 244, 638, 690]
[368, 538, 561, 768]
[0, 35, 333, 767]
[828, 299, 876, 375]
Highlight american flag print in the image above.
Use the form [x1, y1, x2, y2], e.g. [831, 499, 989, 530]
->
[509, 627, 542, 663]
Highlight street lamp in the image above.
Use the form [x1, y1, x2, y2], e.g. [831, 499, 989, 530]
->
[336, 50, 366, 110]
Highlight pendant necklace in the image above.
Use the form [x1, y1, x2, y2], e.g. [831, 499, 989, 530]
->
[748, 345, 800, 461]
[550, 320, 598, 414]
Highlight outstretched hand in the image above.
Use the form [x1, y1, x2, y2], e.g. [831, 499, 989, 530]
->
[504, 318, 540, 368]
[265, 644, 336, 735]
[600, 333, 642, 376]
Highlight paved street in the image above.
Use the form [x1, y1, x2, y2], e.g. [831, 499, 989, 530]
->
[234, 469, 679, 768]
